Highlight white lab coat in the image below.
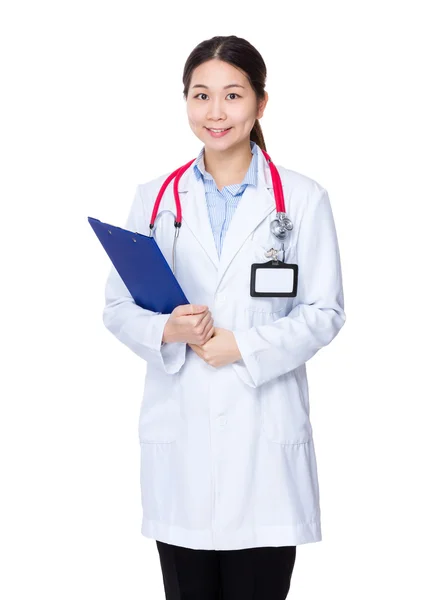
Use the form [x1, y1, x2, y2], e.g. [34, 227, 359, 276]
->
[102, 145, 346, 550]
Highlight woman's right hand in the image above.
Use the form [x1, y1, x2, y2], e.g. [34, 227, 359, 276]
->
[162, 304, 214, 345]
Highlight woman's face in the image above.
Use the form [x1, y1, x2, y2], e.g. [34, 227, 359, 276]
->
[186, 59, 268, 152]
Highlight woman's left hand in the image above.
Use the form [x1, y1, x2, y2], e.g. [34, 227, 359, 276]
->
[188, 327, 242, 368]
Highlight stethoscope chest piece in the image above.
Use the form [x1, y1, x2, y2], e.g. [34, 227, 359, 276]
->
[270, 212, 294, 240]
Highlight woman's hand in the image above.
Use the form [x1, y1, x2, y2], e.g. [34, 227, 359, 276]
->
[162, 304, 214, 345]
[188, 327, 242, 368]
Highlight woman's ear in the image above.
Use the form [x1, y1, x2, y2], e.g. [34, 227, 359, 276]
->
[257, 91, 269, 119]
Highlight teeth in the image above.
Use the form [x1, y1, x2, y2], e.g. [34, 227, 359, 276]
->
[209, 128, 228, 132]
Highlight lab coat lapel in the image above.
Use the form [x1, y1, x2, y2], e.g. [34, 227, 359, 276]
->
[215, 146, 276, 291]
[179, 171, 220, 269]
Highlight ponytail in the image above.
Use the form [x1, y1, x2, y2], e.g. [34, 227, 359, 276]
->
[250, 119, 266, 151]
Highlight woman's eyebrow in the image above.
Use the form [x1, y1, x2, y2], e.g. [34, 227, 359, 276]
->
[191, 83, 245, 90]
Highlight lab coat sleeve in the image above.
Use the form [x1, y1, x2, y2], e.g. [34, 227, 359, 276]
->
[102, 184, 187, 374]
[232, 186, 346, 388]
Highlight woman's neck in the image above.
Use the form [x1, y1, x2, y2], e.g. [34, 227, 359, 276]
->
[203, 140, 253, 188]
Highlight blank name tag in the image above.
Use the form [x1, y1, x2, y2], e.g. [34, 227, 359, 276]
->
[250, 261, 298, 297]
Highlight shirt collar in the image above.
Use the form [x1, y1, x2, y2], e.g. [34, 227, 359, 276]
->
[193, 140, 259, 190]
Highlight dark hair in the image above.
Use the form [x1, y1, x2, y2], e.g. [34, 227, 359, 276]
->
[182, 35, 267, 151]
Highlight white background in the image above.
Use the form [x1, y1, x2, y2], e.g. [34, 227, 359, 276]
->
[1, 0, 438, 598]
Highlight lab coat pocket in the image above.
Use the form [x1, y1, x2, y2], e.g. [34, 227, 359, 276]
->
[261, 371, 312, 445]
[244, 303, 287, 328]
[138, 372, 182, 444]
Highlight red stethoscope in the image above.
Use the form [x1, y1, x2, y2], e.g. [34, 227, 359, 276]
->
[148, 148, 293, 273]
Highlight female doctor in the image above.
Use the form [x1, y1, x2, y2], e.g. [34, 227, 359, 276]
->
[103, 35, 346, 600]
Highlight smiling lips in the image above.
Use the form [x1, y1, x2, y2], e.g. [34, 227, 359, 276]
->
[206, 127, 232, 137]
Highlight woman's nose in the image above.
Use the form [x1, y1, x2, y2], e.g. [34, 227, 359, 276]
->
[206, 100, 226, 120]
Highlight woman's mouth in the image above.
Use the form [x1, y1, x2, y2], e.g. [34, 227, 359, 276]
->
[205, 127, 232, 138]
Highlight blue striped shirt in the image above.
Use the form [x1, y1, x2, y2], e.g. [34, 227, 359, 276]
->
[193, 140, 259, 257]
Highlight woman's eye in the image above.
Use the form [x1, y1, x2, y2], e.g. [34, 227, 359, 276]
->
[194, 93, 240, 100]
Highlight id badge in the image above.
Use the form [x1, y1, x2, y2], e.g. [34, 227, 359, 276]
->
[250, 260, 298, 297]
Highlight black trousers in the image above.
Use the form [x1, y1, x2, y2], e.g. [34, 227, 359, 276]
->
[156, 540, 296, 600]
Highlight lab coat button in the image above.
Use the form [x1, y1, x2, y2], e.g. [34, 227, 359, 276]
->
[217, 415, 227, 427]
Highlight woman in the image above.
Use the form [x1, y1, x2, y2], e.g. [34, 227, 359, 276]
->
[103, 35, 346, 600]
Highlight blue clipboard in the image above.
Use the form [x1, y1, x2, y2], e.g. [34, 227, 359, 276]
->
[88, 217, 190, 314]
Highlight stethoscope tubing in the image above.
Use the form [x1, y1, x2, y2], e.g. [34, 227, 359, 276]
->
[148, 149, 286, 234]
